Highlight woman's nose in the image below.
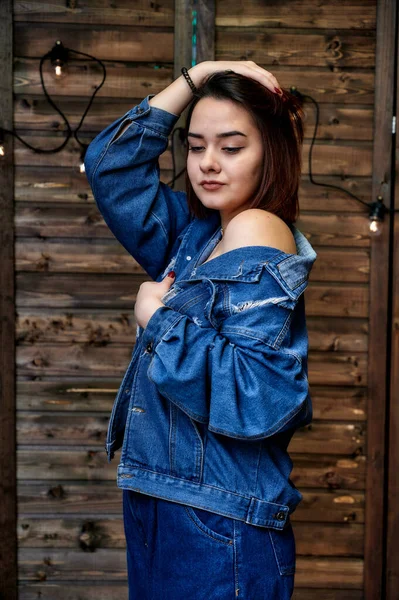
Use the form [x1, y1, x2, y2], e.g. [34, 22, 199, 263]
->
[199, 148, 221, 172]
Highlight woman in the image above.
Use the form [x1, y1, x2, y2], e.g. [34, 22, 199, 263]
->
[85, 60, 317, 599]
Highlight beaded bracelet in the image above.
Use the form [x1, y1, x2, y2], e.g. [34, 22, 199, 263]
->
[181, 67, 197, 93]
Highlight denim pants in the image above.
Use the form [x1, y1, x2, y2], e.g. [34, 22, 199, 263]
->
[123, 489, 295, 599]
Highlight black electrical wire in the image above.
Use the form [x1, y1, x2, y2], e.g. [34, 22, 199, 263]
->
[0, 43, 106, 154]
[0, 48, 396, 219]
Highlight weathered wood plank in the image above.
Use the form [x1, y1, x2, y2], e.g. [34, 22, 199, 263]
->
[16, 413, 365, 455]
[15, 204, 111, 239]
[14, 57, 375, 104]
[17, 379, 120, 412]
[13, 0, 375, 30]
[291, 454, 365, 491]
[307, 318, 368, 352]
[14, 0, 175, 26]
[15, 380, 367, 422]
[14, 58, 174, 100]
[15, 239, 138, 274]
[295, 557, 363, 588]
[289, 422, 365, 455]
[310, 387, 367, 421]
[16, 516, 364, 556]
[16, 273, 140, 308]
[17, 549, 364, 587]
[15, 273, 368, 317]
[15, 309, 367, 351]
[17, 450, 365, 489]
[18, 548, 128, 581]
[305, 283, 368, 318]
[16, 309, 137, 345]
[15, 167, 372, 211]
[17, 482, 364, 523]
[299, 178, 371, 212]
[216, 30, 375, 68]
[14, 24, 374, 69]
[216, 0, 376, 30]
[308, 351, 367, 386]
[15, 239, 370, 282]
[15, 167, 96, 204]
[18, 583, 355, 598]
[15, 24, 174, 62]
[14, 204, 372, 249]
[293, 592, 363, 600]
[16, 344, 132, 377]
[294, 490, 364, 524]
[19, 585, 128, 600]
[13, 134, 173, 169]
[18, 449, 115, 481]
[16, 343, 367, 383]
[13, 133, 372, 176]
[14, 97, 374, 141]
[19, 587, 362, 600]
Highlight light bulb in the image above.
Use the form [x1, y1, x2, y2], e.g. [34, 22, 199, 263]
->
[368, 196, 386, 237]
[79, 145, 88, 174]
[369, 217, 383, 236]
[50, 41, 69, 80]
[0, 144, 5, 157]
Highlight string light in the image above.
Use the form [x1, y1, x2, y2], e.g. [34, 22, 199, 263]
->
[0, 130, 5, 158]
[79, 145, 88, 174]
[0, 48, 395, 230]
[0, 40, 106, 171]
[50, 40, 69, 79]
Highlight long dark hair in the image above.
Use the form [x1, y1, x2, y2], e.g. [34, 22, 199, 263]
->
[183, 70, 304, 224]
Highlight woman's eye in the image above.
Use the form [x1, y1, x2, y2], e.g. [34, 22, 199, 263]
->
[188, 147, 243, 153]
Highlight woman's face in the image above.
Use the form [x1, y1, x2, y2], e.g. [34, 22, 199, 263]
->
[186, 97, 264, 219]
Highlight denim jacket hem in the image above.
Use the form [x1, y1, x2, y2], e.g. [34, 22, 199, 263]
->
[117, 464, 296, 531]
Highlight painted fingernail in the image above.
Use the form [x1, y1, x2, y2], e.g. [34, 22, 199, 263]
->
[167, 271, 176, 278]
[274, 87, 282, 94]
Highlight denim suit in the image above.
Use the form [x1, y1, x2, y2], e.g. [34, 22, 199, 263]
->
[84, 94, 318, 535]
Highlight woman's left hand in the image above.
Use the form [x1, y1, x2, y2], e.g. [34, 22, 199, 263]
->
[134, 271, 176, 329]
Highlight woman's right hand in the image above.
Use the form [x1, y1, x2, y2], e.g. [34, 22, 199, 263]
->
[148, 60, 283, 118]
[190, 60, 283, 96]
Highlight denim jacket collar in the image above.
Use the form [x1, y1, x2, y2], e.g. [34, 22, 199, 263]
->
[180, 218, 317, 302]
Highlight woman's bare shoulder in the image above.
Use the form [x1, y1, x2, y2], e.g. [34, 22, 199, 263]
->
[223, 209, 297, 255]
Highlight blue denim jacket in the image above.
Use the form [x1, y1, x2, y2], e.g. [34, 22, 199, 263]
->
[85, 94, 317, 531]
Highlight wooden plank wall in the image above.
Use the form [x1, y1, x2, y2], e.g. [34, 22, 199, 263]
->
[13, 1, 379, 598]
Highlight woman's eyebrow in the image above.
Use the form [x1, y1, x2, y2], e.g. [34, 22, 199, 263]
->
[187, 130, 247, 139]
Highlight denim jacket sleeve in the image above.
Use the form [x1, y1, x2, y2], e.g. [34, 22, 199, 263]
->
[140, 261, 313, 441]
[84, 94, 193, 281]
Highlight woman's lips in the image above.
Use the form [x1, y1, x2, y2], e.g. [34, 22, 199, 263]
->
[201, 183, 224, 190]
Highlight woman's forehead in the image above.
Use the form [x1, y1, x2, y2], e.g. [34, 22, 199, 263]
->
[190, 98, 256, 134]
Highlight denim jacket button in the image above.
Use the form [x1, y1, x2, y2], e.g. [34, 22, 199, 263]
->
[146, 341, 153, 353]
[275, 511, 286, 521]
[137, 107, 144, 114]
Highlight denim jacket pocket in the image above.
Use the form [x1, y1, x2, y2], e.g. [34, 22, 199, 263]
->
[183, 505, 235, 545]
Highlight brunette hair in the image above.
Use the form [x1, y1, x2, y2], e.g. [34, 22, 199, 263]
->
[183, 70, 304, 224]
